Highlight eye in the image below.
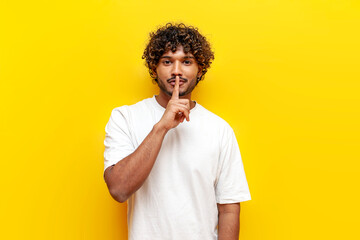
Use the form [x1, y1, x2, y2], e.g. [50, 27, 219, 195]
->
[163, 60, 171, 65]
[184, 60, 192, 65]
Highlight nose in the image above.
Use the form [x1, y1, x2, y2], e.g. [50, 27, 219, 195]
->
[171, 61, 182, 77]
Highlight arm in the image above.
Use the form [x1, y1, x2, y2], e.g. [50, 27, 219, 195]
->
[217, 203, 241, 240]
[104, 77, 190, 203]
[104, 122, 167, 203]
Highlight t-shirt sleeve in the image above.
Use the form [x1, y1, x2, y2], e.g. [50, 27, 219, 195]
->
[103, 107, 135, 172]
[215, 127, 251, 204]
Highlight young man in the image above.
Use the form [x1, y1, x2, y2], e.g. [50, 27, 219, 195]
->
[104, 23, 251, 240]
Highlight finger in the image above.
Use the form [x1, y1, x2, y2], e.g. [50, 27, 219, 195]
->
[180, 115, 185, 123]
[171, 76, 180, 100]
[183, 109, 190, 121]
[175, 105, 190, 122]
[172, 103, 188, 113]
[176, 99, 191, 108]
[174, 111, 183, 123]
[170, 99, 190, 111]
[172, 104, 190, 121]
[176, 112, 186, 123]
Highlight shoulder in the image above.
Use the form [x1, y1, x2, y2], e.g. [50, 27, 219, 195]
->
[196, 104, 233, 130]
[110, 97, 154, 119]
[195, 104, 236, 142]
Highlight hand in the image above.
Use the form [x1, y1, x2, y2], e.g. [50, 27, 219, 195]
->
[157, 76, 190, 131]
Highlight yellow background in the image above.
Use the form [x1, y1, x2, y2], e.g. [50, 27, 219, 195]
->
[1, 0, 359, 239]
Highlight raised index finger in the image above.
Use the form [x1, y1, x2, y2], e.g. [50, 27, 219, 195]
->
[171, 76, 180, 100]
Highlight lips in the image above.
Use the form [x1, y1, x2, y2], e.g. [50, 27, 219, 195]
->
[168, 80, 187, 86]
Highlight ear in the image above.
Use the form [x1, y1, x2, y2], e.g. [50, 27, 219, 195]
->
[152, 68, 157, 77]
[151, 69, 158, 82]
[197, 67, 203, 78]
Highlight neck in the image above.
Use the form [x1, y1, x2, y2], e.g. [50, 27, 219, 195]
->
[155, 90, 196, 109]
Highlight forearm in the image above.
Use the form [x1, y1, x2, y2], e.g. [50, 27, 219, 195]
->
[218, 203, 240, 240]
[105, 122, 168, 202]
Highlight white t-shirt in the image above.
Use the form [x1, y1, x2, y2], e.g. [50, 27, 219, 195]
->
[104, 96, 251, 240]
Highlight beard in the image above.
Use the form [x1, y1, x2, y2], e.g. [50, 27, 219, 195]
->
[156, 76, 198, 97]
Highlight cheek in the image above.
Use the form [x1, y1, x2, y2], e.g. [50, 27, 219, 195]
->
[157, 68, 169, 77]
[186, 69, 198, 78]
[187, 67, 199, 75]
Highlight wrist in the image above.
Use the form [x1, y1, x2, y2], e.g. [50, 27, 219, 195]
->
[153, 122, 169, 135]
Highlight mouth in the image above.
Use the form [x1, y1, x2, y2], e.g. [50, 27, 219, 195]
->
[168, 79, 187, 86]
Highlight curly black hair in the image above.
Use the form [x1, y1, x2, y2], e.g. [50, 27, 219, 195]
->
[142, 23, 215, 82]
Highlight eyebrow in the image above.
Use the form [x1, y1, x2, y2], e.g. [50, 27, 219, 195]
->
[160, 56, 195, 59]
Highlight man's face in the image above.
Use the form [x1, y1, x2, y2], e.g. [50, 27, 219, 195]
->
[154, 45, 201, 97]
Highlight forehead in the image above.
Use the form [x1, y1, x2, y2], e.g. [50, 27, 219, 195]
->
[161, 45, 194, 58]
